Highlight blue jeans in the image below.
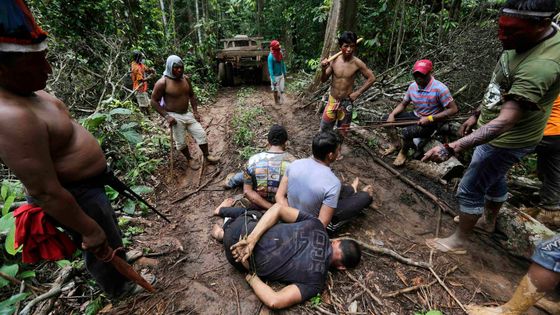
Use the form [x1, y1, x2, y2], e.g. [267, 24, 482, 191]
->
[456, 144, 534, 215]
[532, 234, 560, 272]
[226, 171, 244, 189]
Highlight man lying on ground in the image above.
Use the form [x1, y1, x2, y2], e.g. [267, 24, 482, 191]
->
[422, 0, 560, 255]
[466, 234, 560, 315]
[276, 131, 373, 232]
[382, 59, 458, 166]
[211, 203, 361, 309]
[222, 125, 295, 210]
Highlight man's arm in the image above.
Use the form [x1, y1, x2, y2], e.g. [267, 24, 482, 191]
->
[231, 203, 299, 263]
[387, 100, 410, 122]
[150, 79, 175, 126]
[349, 59, 376, 101]
[275, 176, 289, 207]
[318, 204, 335, 227]
[423, 100, 525, 162]
[0, 109, 107, 252]
[186, 76, 201, 121]
[244, 184, 273, 210]
[246, 275, 302, 309]
[320, 59, 333, 83]
[418, 100, 459, 126]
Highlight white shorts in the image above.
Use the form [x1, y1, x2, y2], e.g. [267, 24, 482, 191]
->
[168, 112, 208, 150]
[270, 75, 285, 93]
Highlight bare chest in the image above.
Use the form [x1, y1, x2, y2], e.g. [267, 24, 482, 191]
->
[332, 60, 358, 80]
[29, 98, 74, 151]
[165, 78, 191, 99]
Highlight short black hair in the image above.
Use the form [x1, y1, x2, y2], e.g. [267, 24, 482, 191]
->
[312, 131, 341, 161]
[340, 239, 361, 269]
[338, 31, 358, 46]
[504, 0, 557, 12]
[267, 124, 288, 146]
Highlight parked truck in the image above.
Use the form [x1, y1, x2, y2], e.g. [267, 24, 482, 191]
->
[216, 35, 270, 86]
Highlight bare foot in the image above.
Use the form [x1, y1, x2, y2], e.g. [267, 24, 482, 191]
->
[381, 144, 397, 156]
[213, 197, 235, 216]
[361, 184, 373, 194]
[425, 237, 467, 255]
[211, 224, 224, 242]
[351, 177, 360, 193]
[393, 150, 407, 166]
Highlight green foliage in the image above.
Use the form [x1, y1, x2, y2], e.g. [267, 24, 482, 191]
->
[310, 294, 321, 306]
[85, 296, 105, 315]
[415, 311, 443, 315]
[0, 264, 18, 289]
[0, 293, 30, 315]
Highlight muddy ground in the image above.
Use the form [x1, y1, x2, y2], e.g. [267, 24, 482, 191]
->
[106, 86, 547, 315]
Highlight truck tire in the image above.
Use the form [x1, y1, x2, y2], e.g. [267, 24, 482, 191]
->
[218, 62, 226, 85]
[225, 62, 234, 86]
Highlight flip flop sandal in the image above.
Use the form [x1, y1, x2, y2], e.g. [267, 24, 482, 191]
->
[425, 238, 467, 255]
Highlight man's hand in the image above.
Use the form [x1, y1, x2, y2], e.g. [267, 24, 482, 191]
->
[231, 236, 256, 263]
[320, 58, 331, 69]
[458, 115, 478, 136]
[422, 145, 452, 163]
[386, 114, 396, 123]
[418, 116, 431, 126]
[165, 115, 177, 126]
[81, 224, 109, 256]
[349, 92, 359, 102]
[193, 112, 202, 122]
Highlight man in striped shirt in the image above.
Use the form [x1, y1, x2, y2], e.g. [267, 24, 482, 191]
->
[383, 59, 458, 166]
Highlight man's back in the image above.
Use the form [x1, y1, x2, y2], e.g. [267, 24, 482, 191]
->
[286, 158, 341, 217]
[244, 151, 295, 203]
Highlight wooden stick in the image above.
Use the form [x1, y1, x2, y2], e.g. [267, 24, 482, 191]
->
[14, 280, 25, 314]
[429, 266, 467, 313]
[338, 237, 431, 269]
[172, 167, 222, 203]
[326, 38, 364, 62]
[20, 266, 72, 315]
[350, 136, 455, 215]
[345, 271, 384, 306]
[231, 279, 241, 315]
[0, 271, 44, 294]
[169, 127, 174, 179]
[382, 266, 458, 298]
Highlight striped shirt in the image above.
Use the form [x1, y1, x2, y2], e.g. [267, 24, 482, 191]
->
[403, 77, 453, 116]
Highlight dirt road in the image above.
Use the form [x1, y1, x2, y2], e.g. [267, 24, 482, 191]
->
[110, 86, 542, 315]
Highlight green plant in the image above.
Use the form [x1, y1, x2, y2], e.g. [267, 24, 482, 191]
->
[310, 294, 321, 306]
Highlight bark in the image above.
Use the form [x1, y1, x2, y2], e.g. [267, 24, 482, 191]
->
[195, 0, 202, 45]
[256, 0, 265, 36]
[340, 0, 358, 32]
[159, 0, 168, 35]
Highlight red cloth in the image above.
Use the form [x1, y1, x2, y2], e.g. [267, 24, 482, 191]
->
[14, 204, 77, 264]
[270, 40, 283, 62]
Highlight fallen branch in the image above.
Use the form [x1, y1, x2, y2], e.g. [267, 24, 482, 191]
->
[345, 272, 384, 306]
[429, 266, 467, 313]
[350, 135, 455, 215]
[339, 237, 431, 269]
[382, 266, 458, 298]
[20, 266, 73, 315]
[231, 279, 241, 315]
[172, 167, 222, 203]
[14, 280, 25, 314]
[0, 271, 44, 294]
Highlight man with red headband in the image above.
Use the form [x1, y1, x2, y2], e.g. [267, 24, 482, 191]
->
[0, 0, 141, 298]
[383, 59, 458, 166]
[320, 31, 376, 138]
[268, 40, 287, 105]
[423, 0, 560, 255]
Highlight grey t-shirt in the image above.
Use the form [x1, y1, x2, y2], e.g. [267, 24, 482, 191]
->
[286, 158, 341, 217]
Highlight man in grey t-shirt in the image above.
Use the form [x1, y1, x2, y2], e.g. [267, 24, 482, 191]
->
[276, 131, 372, 232]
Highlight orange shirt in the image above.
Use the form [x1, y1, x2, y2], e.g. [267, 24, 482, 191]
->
[131, 62, 147, 93]
[544, 95, 560, 136]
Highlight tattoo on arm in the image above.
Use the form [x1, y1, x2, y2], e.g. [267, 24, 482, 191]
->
[453, 118, 510, 152]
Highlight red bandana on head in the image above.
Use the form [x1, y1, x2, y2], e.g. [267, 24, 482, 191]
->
[270, 40, 283, 62]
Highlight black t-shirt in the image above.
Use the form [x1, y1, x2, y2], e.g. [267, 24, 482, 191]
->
[252, 211, 332, 301]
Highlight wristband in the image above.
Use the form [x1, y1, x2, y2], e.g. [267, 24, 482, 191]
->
[427, 115, 434, 122]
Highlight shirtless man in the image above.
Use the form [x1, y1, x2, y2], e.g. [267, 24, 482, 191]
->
[0, 2, 133, 297]
[319, 31, 376, 137]
[151, 55, 219, 169]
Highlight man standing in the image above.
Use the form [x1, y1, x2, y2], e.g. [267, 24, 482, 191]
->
[320, 31, 376, 137]
[268, 40, 287, 105]
[383, 59, 458, 166]
[211, 203, 361, 309]
[423, 0, 560, 254]
[151, 55, 219, 170]
[222, 125, 295, 210]
[130, 50, 154, 114]
[276, 131, 373, 232]
[0, 1, 134, 297]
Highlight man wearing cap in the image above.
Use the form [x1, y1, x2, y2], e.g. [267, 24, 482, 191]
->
[0, 0, 138, 297]
[423, 0, 560, 254]
[268, 40, 287, 105]
[130, 50, 155, 114]
[320, 31, 376, 138]
[151, 55, 219, 169]
[383, 59, 458, 166]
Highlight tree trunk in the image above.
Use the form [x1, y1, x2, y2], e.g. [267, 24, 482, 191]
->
[159, 0, 168, 37]
[449, 0, 462, 20]
[195, 0, 202, 45]
[340, 0, 358, 32]
[256, 0, 265, 36]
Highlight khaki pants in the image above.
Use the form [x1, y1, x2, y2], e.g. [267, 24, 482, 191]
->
[168, 111, 207, 150]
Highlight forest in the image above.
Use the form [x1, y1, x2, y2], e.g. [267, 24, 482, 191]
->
[1, 0, 560, 314]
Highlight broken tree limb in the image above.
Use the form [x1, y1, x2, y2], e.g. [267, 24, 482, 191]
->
[345, 271, 384, 306]
[172, 167, 222, 204]
[429, 266, 467, 313]
[0, 271, 44, 294]
[20, 266, 72, 315]
[350, 135, 455, 215]
[382, 265, 458, 298]
[338, 237, 431, 270]
[410, 139, 464, 181]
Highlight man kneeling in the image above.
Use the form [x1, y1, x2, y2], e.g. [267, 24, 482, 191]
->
[211, 204, 361, 309]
